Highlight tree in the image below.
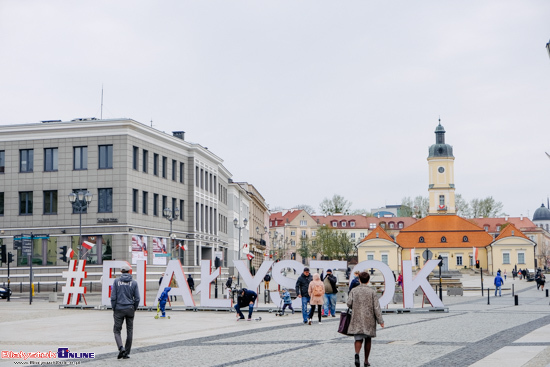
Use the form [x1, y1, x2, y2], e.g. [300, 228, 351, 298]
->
[294, 204, 315, 214]
[319, 194, 352, 215]
[349, 209, 372, 216]
[315, 226, 336, 258]
[337, 232, 356, 262]
[297, 235, 312, 263]
[401, 196, 429, 218]
[455, 194, 470, 218]
[469, 196, 504, 218]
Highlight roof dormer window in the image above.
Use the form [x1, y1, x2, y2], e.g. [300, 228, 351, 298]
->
[419, 236, 425, 243]
[341, 221, 347, 227]
[332, 221, 337, 227]
[350, 221, 356, 227]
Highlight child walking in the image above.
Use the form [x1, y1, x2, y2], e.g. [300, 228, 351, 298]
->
[281, 288, 294, 315]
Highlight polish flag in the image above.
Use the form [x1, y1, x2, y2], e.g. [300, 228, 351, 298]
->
[246, 253, 254, 260]
[82, 241, 95, 250]
[473, 247, 478, 262]
[67, 248, 75, 259]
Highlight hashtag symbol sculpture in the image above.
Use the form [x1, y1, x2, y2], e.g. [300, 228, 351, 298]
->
[62, 260, 88, 305]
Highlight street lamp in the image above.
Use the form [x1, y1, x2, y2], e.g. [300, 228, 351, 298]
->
[163, 207, 180, 258]
[234, 217, 248, 287]
[68, 190, 93, 259]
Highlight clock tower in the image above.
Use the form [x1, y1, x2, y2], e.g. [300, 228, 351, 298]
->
[427, 121, 456, 214]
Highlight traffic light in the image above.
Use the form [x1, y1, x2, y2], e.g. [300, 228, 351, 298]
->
[7, 253, 14, 263]
[59, 246, 68, 262]
[1, 244, 6, 264]
[475, 260, 480, 269]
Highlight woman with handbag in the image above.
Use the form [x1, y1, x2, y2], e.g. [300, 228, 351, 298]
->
[347, 271, 384, 367]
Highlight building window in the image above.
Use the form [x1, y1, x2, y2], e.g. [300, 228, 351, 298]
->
[441, 236, 447, 243]
[142, 191, 148, 214]
[380, 223, 386, 229]
[518, 252, 525, 264]
[332, 221, 337, 227]
[180, 163, 184, 183]
[162, 156, 167, 178]
[73, 147, 87, 170]
[99, 145, 113, 169]
[172, 160, 177, 181]
[419, 236, 425, 243]
[162, 196, 167, 212]
[360, 232, 365, 238]
[132, 146, 139, 170]
[367, 253, 374, 261]
[484, 226, 489, 232]
[291, 231, 296, 236]
[44, 148, 58, 171]
[204, 171, 208, 191]
[43, 190, 58, 214]
[0, 150, 4, 173]
[350, 221, 356, 227]
[503, 253, 510, 264]
[132, 189, 138, 213]
[351, 233, 356, 239]
[369, 223, 376, 229]
[312, 230, 316, 236]
[142, 150, 148, 172]
[180, 200, 184, 221]
[381, 254, 388, 265]
[463, 236, 469, 242]
[153, 194, 159, 216]
[456, 255, 463, 266]
[20, 149, 34, 172]
[300, 220, 307, 226]
[398, 222, 404, 229]
[341, 222, 347, 227]
[439, 195, 445, 206]
[195, 166, 199, 186]
[19, 191, 33, 215]
[496, 225, 501, 232]
[98, 188, 113, 213]
[291, 240, 296, 247]
[200, 168, 204, 188]
[0, 192, 3, 215]
[153, 154, 159, 176]
[389, 222, 395, 229]
[301, 230, 307, 238]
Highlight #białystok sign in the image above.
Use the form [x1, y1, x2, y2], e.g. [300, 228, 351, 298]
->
[59, 259, 445, 309]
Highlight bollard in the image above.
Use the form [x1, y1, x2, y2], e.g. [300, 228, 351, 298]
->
[546, 289, 549, 298]
[55, 282, 58, 293]
[488, 288, 490, 305]
[20, 282, 22, 293]
[38, 282, 40, 293]
[514, 295, 519, 306]
[90, 282, 92, 293]
[512, 284, 514, 297]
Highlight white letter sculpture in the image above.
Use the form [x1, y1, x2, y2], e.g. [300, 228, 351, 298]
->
[351, 260, 395, 308]
[402, 260, 444, 308]
[196, 260, 231, 308]
[62, 259, 87, 305]
[156, 260, 196, 306]
[270, 260, 304, 309]
[234, 260, 273, 305]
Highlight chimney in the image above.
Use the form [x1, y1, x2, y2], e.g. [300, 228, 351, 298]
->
[172, 131, 185, 140]
[520, 215, 523, 220]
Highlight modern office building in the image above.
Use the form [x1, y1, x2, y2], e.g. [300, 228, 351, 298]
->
[0, 118, 235, 268]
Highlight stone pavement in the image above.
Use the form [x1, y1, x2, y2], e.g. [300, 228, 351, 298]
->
[1, 274, 550, 366]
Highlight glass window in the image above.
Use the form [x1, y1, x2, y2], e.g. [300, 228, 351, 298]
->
[153, 193, 159, 216]
[312, 230, 316, 236]
[291, 231, 296, 236]
[73, 147, 87, 170]
[0, 192, 4, 215]
[419, 236, 425, 243]
[389, 222, 395, 229]
[132, 189, 138, 213]
[439, 195, 445, 206]
[44, 148, 58, 171]
[463, 236, 469, 242]
[196, 166, 199, 186]
[43, 190, 57, 214]
[351, 233, 356, 238]
[19, 191, 33, 215]
[484, 226, 489, 231]
[496, 225, 501, 232]
[503, 253, 510, 264]
[20, 149, 34, 172]
[0, 150, 4, 173]
[369, 223, 376, 229]
[398, 222, 404, 229]
[332, 221, 337, 227]
[162, 156, 167, 178]
[341, 222, 347, 227]
[360, 232, 365, 238]
[291, 240, 296, 247]
[142, 150, 148, 172]
[143, 191, 148, 214]
[162, 196, 167, 213]
[153, 154, 159, 176]
[350, 222, 355, 227]
[441, 236, 447, 243]
[172, 160, 177, 181]
[132, 146, 139, 170]
[367, 254, 374, 261]
[200, 168, 204, 188]
[98, 188, 113, 213]
[301, 230, 306, 238]
[518, 253, 525, 264]
[381, 254, 388, 265]
[99, 145, 113, 169]
[180, 200, 184, 221]
[180, 162, 184, 183]
[300, 220, 307, 226]
[456, 255, 463, 266]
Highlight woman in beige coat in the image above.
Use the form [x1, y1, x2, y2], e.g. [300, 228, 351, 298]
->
[347, 271, 384, 367]
[307, 273, 325, 324]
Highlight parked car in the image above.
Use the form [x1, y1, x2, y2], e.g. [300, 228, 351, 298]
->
[0, 287, 12, 299]
[526, 269, 536, 281]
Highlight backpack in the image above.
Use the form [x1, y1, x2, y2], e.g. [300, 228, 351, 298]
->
[313, 283, 324, 297]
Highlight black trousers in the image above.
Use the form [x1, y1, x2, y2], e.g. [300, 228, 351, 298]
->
[308, 304, 322, 322]
[113, 307, 135, 354]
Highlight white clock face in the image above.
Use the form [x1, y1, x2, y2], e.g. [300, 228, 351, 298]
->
[438, 167, 445, 173]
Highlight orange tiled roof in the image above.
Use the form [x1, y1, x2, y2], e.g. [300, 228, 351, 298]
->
[494, 223, 530, 241]
[470, 217, 536, 233]
[396, 215, 493, 249]
[269, 209, 304, 227]
[360, 225, 395, 243]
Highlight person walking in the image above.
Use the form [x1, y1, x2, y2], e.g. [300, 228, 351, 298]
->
[347, 271, 384, 367]
[494, 271, 504, 297]
[322, 269, 338, 318]
[264, 273, 271, 292]
[281, 288, 294, 315]
[187, 274, 195, 292]
[111, 263, 140, 360]
[349, 270, 360, 293]
[295, 267, 313, 324]
[503, 269, 507, 281]
[170, 276, 177, 302]
[540, 274, 546, 291]
[307, 273, 325, 324]
[234, 288, 257, 320]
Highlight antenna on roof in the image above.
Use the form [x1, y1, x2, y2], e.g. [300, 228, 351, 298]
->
[150, 118, 154, 128]
[100, 84, 104, 119]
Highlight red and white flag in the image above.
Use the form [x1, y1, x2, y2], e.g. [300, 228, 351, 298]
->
[67, 248, 75, 259]
[410, 248, 415, 263]
[178, 243, 188, 251]
[82, 241, 95, 250]
[473, 247, 478, 262]
[246, 253, 254, 260]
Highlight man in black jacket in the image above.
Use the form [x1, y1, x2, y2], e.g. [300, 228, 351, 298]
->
[322, 269, 338, 317]
[111, 264, 140, 360]
[235, 288, 257, 320]
[295, 267, 313, 324]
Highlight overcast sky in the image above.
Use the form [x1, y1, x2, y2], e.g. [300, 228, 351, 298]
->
[1, 1, 549, 218]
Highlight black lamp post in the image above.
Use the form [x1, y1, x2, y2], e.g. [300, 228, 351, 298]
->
[234, 218, 248, 287]
[163, 207, 180, 258]
[437, 255, 443, 301]
[68, 190, 93, 259]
